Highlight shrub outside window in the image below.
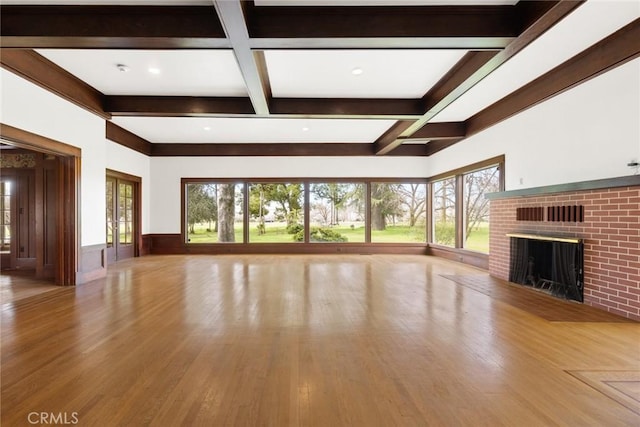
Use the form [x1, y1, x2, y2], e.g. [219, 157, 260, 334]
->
[432, 177, 456, 247]
[309, 183, 365, 243]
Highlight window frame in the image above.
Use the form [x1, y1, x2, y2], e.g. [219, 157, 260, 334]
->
[427, 155, 505, 264]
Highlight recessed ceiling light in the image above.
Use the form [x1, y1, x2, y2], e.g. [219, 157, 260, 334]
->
[116, 64, 130, 73]
[302, 127, 310, 132]
[203, 126, 211, 131]
[351, 67, 363, 76]
[148, 67, 161, 75]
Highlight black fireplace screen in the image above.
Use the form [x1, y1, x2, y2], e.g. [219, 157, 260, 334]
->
[509, 237, 583, 302]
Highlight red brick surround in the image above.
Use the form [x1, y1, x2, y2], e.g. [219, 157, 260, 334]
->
[489, 185, 640, 321]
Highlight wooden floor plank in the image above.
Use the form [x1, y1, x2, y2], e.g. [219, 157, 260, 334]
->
[1, 255, 639, 425]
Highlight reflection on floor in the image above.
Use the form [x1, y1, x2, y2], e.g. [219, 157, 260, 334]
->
[0, 270, 59, 305]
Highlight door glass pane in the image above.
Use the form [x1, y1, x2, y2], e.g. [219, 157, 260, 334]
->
[119, 183, 134, 246]
[0, 181, 11, 252]
[186, 183, 243, 243]
[371, 183, 426, 243]
[106, 179, 113, 247]
[463, 166, 499, 253]
[309, 183, 365, 243]
[248, 183, 305, 243]
[432, 177, 456, 247]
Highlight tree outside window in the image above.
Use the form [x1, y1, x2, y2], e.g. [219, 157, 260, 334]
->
[463, 166, 500, 253]
[371, 183, 426, 243]
[309, 183, 364, 242]
[186, 183, 243, 243]
[248, 183, 304, 243]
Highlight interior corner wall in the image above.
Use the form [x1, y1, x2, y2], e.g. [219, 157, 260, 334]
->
[105, 141, 151, 234]
[426, 58, 640, 189]
[0, 69, 106, 246]
[149, 156, 429, 234]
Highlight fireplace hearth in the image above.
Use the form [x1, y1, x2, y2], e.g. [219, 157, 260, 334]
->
[508, 233, 584, 302]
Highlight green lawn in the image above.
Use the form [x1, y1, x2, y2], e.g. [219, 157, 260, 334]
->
[187, 221, 490, 251]
[464, 223, 490, 253]
[187, 223, 243, 243]
[372, 225, 426, 243]
[249, 222, 299, 243]
[188, 222, 420, 243]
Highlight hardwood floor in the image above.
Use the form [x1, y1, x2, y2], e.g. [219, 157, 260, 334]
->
[2, 255, 639, 426]
[0, 270, 59, 304]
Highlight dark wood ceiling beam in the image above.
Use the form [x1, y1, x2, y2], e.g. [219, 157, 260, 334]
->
[250, 38, 510, 50]
[106, 96, 255, 117]
[151, 143, 376, 157]
[214, 0, 270, 115]
[0, 6, 228, 49]
[374, 120, 417, 155]
[104, 96, 424, 118]
[244, 1, 517, 49]
[420, 51, 498, 117]
[0, 49, 108, 119]
[106, 122, 152, 156]
[466, 18, 640, 139]
[270, 98, 424, 118]
[406, 122, 467, 140]
[376, 121, 466, 154]
[395, 1, 584, 142]
[424, 139, 466, 156]
[387, 144, 428, 157]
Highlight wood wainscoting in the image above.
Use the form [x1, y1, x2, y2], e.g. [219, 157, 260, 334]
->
[76, 244, 106, 284]
[142, 234, 429, 256]
[427, 245, 489, 270]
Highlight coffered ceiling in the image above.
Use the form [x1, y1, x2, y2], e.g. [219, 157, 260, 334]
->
[1, 0, 638, 157]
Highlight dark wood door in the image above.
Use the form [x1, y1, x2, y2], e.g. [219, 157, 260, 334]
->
[106, 177, 136, 263]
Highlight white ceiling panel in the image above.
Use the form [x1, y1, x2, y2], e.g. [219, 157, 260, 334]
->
[36, 50, 247, 96]
[112, 117, 397, 143]
[432, 0, 640, 122]
[266, 50, 468, 99]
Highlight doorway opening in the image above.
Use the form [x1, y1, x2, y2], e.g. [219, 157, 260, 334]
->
[0, 124, 80, 286]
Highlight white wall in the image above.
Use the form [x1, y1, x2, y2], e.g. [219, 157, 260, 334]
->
[427, 58, 640, 190]
[1, 69, 107, 246]
[150, 156, 429, 233]
[105, 141, 152, 234]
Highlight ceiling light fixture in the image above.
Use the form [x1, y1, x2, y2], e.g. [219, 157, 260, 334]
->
[302, 127, 310, 132]
[148, 67, 161, 75]
[203, 126, 211, 131]
[116, 64, 130, 73]
[351, 67, 363, 76]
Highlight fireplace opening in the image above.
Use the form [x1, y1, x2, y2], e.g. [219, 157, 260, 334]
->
[508, 234, 584, 302]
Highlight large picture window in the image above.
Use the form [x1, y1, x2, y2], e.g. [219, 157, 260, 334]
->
[249, 183, 304, 243]
[463, 166, 500, 253]
[183, 179, 429, 245]
[309, 183, 365, 243]
[181, 168, 500, 256]
[428, 156, 504, 256]
[186, 183, 243, 243]
[371, 183, 426, 243]
[432, 177, 456, 247]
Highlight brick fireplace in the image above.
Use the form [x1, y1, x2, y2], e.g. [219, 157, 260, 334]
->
[488, 178, 640, 321]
